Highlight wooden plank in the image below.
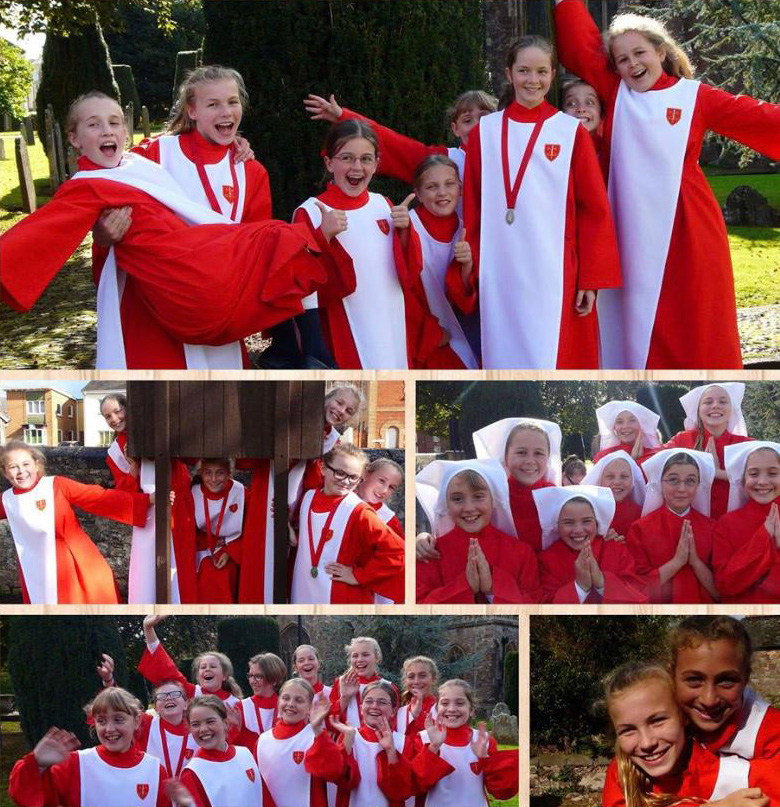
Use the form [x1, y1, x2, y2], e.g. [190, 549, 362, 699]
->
[169, 382, 181, 456]
[223, 382, 241, 456]
[14, 137, 36, 213]
[287, 380, 303, 460]
[154, 382, 171, 604]
[126, 381, 145, 456]
[178, 381, 204, 458]
[203, 382, 224, 457]
[273, 382, 291, 603]
[300, 381, 325, 459]
[241, 382, 273, 458]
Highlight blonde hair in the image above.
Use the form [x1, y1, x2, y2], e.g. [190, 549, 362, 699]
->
[293, 644, 322, 666]
[191, 652, 243, 698]
[248, 652, 287, 688]
[447, 469, 491, 496]
[187, 694, 228, 721]
[504, 422, 551, 459]
[325, 384, 364, 412]
[401, 656, 439, 705]
[345, 636, 382, 665]
[168, 65, 248, 135]
[1, 440, 46, 475]
[85, 686, 143, 720]
[605, 14, 694, 79]
[322, 443, 369, 471]
[65, 91, 124, 135]
[413, 155, 460, 190]
[365, 457, 404, 480]
[446, 90, 497, 124]
[692, 385, 730, 450]
[602, 663, 694, 807]
[668, 616, 752, 680]
[279, 678, 315, 702]
[437, 678, 476, 709]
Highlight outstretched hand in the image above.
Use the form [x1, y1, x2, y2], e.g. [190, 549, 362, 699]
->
[97, 653, 115, 686]
[34, 727, 81, 770]
[471, 721, 490, 758]
[304, 93, 343, 122]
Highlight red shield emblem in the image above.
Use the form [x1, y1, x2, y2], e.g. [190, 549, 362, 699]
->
[293, 750, 304, 764]
[184, 748, 194, 759]
[246, 768, 255, 782]
[470, 761, 481, 774]
[223, 185, 236, 203]
[376, 219, 390, 235]
[666, 107, 682, 125]
[36, 500, 46, 511]
[544, 144, 560, 162]
[229, 503, 238, 513]
[137, 784, 149, 800]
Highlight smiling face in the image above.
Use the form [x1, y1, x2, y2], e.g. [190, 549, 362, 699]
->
[293, 648, 321, 683]
[357, 466, 402, 505]
[188, 704, 228, 750]
[562, 83, 602, 132]
[697, 386, 732, 435]
[743, 449, 780, 504]
[661, 462, 699, 514]
[247, 662, 275, 698]
[446, 474, 493, 534]
[3, 448, 41, 491]
[558, 499, 599, 550]
[416, 163, 461, 218]
[601, 458, 634, 504]
[360, 685, 396, 730]
[322, 452, 364, 497]
[324, 136, 378, 197]
[154, 683, 187, 725]
[505, 46, 555, 109]
[68, 96, 126, 167]
[450, 105, 491, 146]
[674, 640, 747, 738]
[404, 662, 436, 700]
[350, 642, 378, 679]
[201, 462, 230, 494]
[325, 390, 359, 428]
[437, 684, 473, 729]
[196, 654, 226, 692]
[100, 398, 127, 433]
[611, 31, 666, 92]
[187, 78, 242, 146]
[610, 679, 686, 780]
[613, 411, 641, 445]
[278, 682, 312, 725]
[505, 428, 550, 486]
[94, 707, 140, 754]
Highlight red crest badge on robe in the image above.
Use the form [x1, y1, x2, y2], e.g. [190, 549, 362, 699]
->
[184, 748, 194, 759]
[223, 185, 236, 203]
[36, 500, 46, 511]
[544, 144, 561, 162]
[137, 784, 150, 800]
[470, 761, 481, 774]
[229, 503, 238, 513]
[293, 750, 304, 764]
[666, 108, 682, 125]
[245, 768, 256, 782]
[376, 219, 390, 235]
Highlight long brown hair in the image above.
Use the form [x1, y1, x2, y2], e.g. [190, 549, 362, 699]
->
[168, 65, 248, 135]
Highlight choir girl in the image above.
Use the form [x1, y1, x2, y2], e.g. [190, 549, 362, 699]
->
[355, 458, 404, 538]
[664, 384, 754, 519]
[472, 417, 562, 553]
[582, 450, 645, 537]
[593, 400, 661, 466]
[561, 455, 587, 486]
[289, 443, 405, 604]
[534, 486, 647, 603]
[9, 688, 171, 807]
[600, 662, 778, 807]
[397, 656, 438, 738]
[626, 448, 718, 603]
[415, 458, 541, 604]
[712, 443, 780, 603]
[560, 78, 603, 136]
[239, 653, 286, 740]
[292, 645, 332, 699]
[0, 440, 153, 604]
[455, 35, 621, 369]
[554, 0, 780, 369]
[668, 616, 780, 761]
[411, 679, 519, 806]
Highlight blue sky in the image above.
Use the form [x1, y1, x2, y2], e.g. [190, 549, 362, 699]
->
[1, 381, 86, 399]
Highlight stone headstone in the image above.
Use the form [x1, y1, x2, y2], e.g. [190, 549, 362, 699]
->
[53, 120, 68, 180]
[0, 137, 6, 160]
[491, 701, 511, 721]
[722, 185, 779, 227]
[15, 136, 36, 213]
[492, 712, 518, 744]
[22, 115, 35, 146]
[44, 106, 61, 191]
[124, 103, 134, 146]
[141, 105, 151, 139]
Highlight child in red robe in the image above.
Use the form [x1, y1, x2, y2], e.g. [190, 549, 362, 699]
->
[593, 400, 661, 468]
[582, 450, 645, 537]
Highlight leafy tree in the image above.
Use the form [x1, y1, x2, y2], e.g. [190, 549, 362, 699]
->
[742, 382, 779, 440]
[415, 381, 471, 442]
[217, 616, 280, 696]
[0, 38, 33, 118]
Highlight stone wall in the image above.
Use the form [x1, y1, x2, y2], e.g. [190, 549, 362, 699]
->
[753, 650, 780, 702]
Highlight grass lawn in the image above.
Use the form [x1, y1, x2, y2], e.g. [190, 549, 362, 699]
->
[704, 168, 780, 210]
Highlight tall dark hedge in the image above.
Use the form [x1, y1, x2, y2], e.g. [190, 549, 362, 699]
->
[202, 0, 487, 219]
[217, 617, 280, 696]
[7, 617, 128, 747]
[35, 20, 119, 150]
[112, 64, 141, 124]
[503, 650, 519, 716]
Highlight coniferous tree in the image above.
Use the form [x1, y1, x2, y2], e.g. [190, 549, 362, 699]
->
[217, 616, 280, 696]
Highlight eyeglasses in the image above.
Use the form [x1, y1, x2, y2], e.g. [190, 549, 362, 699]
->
[362, 697, 392, 707]
[334, 154, 376, 166]
[155, 690, 184, 701]
[661, 476, 699, 488]
[247, 674, 266, 681]
[324, 462, 361, 484]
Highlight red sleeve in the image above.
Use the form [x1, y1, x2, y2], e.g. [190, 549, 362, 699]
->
[387, 515, 404, 540]
[539, 545, 580, 604]
[491, 543, 541, 604]
[105, 455, 140, 493]
[416, 556, 476, 604]
[241, 160, 273, 222]
[625, 522, 665, 603]
[755, 705, 780, 759]
[9, 750, 83, 807]
[376, 748, 415, 803]
[444, 258, 478, 315]
[0, 498, 6, 519]
[349, 507, 406, 591]
[339, 107, 447, 185]
[171, 460, 197, 604]
[130, 137, 162, 163]
[554, 0, 621, 102]
[712, 519, 780, 599]
[602, 758, 627, 807]
[156, 764, 171, 807]
[570, 124, 621, 290]
[410, 744, 455, 792]
[304, 731, 351, 783]
[598, 543, 650, 604]
[179, 768, 212, 807]
[461, 123, 482, 303]
[698, 83, 780, 160]
[135, 711, 153, 749]
[479, 744, 519, 801]
[137, 643, 195, 698]
[56, 476, 149, 528]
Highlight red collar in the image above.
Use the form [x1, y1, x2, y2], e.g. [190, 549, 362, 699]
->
[358, 725, 379, 743]
[251, 694, 277, 708]
[312, 489, 348, 511]
[12, 474, 43, 495]
[415, 205, 459, 242]
[504, 100, 559, 123]
[508, 476, 553, 494]
[272, 720, 307, 739]
[318, 183, 370, 211]
[358, 674, 380, 685]
[194, 744, 235, 762]
[179, 129, 234, 164]
[159, 716, 188, 735]
[115, 432, 127, 450]
[438, 724, 473, 746]
[95, 745, 145, 768]
[650, 72, 680, 91]
[200, 479, 234, 501]
[77, 155, 121, 171]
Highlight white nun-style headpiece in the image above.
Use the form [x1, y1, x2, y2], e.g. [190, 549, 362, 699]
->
[582, 450, 646, 508]
[641, 448, 715, 517]
[679, 383, 747, 436]
[472, 417, 562, 485]
[532, 485, 616, 550]
[595, 401, 661, 451]
[724, 441, 780, 513]
[416, 458, 517, 539]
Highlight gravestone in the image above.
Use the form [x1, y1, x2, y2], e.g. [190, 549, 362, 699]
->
[22, 115, 35, 146]
[44, 106, 61, 190]
[124, 103, 134, 146]
[14, 136, 36, 213]
[141, 105, 151, 139]
[722, 185, 779, 227]
[0, 138, 6, 160]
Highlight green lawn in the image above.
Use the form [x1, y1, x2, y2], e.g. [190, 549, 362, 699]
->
[704, 169, 780, 210]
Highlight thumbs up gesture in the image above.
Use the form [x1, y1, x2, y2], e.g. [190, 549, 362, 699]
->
[453, 228, 473, 283]
[314, 199, 348, 242]
[391, 192, 416, 230]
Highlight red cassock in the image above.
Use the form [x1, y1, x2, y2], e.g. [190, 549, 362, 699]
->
[695, 694, 780, 760]
[0, 475, 149, 604]
[508, 477, 555, 554]
[664, 429, 754, 519]
[367, 500, 405, 604]
[134, 711, 197, 779]
[609, 498, 643, 539]
[453, 100, 621, 369]
[539, 536, 648, 604]
[0, 157, 325, 368]
[178, 745, 262, 807]
[9, 747, 170, 807]
[106, 433, 142, 492]
[592, 443, 658, 470]
[293, 184, 455, 369]
[411, 726, 518, 806]
[236, 458, 276, 604]
[328, 674, 400, 729]
[555, 0, 780, 369]
[713, 497, 780, 604]
[416, 524, 541, 604]
[169, 460, 198, 604]
[397, 695, 437, 740]
[626, 507, 716, 603]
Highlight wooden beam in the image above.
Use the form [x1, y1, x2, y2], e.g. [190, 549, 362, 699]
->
[154, 382, 171, 604]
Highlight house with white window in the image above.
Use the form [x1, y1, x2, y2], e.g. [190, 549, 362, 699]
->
[82, 381, 127, 447]
[5, 387, 81, 446]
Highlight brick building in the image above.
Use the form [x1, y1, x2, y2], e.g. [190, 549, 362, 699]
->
[745, 617, 780, 703]
[5, 387, 82, 446]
